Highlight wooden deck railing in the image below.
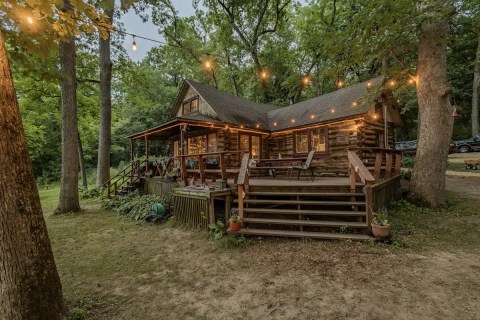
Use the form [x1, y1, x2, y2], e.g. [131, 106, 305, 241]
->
[104, 159, 147, 198]
[236, 152, 250, 226]
[347, 148, 402, 233]
[175, 151, 242, 185]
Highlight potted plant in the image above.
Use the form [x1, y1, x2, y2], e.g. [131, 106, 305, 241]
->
[228, 209, 241, 231]
[371, 212, 391, 240]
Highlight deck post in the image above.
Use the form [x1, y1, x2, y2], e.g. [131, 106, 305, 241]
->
[198, 154, 205, 183]
[385, 153, 393, 179]
[145, 137, 149, 172]
[180, 125, 187, 185]
[394, 153, 402, 175]
[365, 181, 373, 234]
[349, 164, 356, 191]
[374, 152, 382, 180]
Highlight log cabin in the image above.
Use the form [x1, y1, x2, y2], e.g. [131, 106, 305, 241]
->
[109, 76, 404, 240]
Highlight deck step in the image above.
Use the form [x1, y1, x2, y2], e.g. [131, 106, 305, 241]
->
[243, 208, 366, 216]
[234, 199, 365, 206]
[230, 228, 372, 240]
[243, 217, 367, 228]
[244, 192, 365, 197]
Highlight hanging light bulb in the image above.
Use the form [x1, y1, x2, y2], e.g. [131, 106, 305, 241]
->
[337, 80, 344, 88]
[373, 114, 378, 120]
[273, 122, 278, 126]
[260, 70, 268, 80]
[132, 36, 137, 51]
[26, 16, 34, 24]
[291, 119, 296, 123]
[204, 59, 212, 70]
[310, 114, 315, 119]
[389, 80, 395, 87]
[302, 76, 310, 85]
[330, 108, 336, 113]
[352, 101, 358, 107]
[367, 81, 372, 88]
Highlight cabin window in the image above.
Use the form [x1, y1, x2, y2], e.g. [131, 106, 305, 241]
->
[251, 136, 260, 159]
[295, 131, 309, 153]
[295, 127, 328, 154]
[182, 97, 199, 115]
[239, 134, 261, 159]
[207, 133, 217, 152]
[239, 134, 250, 153]
[188, 135, 207, 154]
[190, 98, 199, 112]
[312, 128, 327, 151]
[182, 102, 190, 114]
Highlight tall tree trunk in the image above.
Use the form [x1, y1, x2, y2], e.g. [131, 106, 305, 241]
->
[410, 2, 454, 207]
[472, 31, 480, 135]
[57, 0, 80, 213]
[96, 9, 114, 188]
[78, 131, 87, 190]
[0, 30, 64, 320]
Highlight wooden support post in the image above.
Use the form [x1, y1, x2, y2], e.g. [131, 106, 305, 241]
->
[385, 153, 393, 179]
[181, 155, 188, 185]
[180, 125, 187, 185]
[220, 153, 227, 180]
[130, 139, 135, 163]
[374, 152, 383, 180]
[145, 137, 149, 172]
[198, 155, 205, 183]
[365, 181, 373, 234]
[237, 185, 244, 226]
[394, 153, 402, 175]
[349, 164, 357, 192]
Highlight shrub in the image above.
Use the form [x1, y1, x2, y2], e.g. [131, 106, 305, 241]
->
[103, 194, 168, 222]
[80, 187, 104, 199]
[401, 155, 415, 168]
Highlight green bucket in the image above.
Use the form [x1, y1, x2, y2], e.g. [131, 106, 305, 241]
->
[150, 203, 166, 217]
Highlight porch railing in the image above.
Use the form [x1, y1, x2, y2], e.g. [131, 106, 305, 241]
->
[347, 148, 402, 233]
[104, 159, 147, 198]
[175, 151, 242, 185]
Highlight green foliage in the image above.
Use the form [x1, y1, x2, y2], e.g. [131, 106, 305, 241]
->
[102, 194, 168, 222]
[401, 155, 415, 169]
[208, 220, 225, 240]
[80, 187, 104, 200]
[68, 307, 88, 320]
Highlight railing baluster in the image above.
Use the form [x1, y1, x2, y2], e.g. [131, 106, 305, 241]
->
[385, 153, 393, 179]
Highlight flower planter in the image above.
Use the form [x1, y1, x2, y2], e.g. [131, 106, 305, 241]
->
[371, 223, 391, 240]
[229, 222, 240, 231]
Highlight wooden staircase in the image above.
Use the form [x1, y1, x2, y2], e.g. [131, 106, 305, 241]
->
[105, 159, 146, 197]
[231, 187, 372, 240]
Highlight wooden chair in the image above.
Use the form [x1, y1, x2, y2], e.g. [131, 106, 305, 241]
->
[291, 150, 316, 181]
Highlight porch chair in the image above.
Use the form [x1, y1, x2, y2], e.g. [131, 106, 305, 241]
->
[290, 150, 317, 181]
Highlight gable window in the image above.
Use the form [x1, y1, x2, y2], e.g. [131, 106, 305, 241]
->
[182, 97, 199, 115]
[294, 127, 328, 154]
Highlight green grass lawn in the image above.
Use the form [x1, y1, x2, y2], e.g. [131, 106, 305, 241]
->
[447, 161, 480, 173]
[38, 186, 480, 320]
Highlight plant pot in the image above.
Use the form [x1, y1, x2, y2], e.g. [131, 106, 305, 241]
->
[371, 223, 391, 240]
[229, 222, 240, 231]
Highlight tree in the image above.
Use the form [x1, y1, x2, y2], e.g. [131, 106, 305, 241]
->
[410, 1, 455, 207]
[0, 1, 108, 317]
[0, 29, 64, 320]
[472, 29, 480, 135]
[56, 0, 81, 213]
[97, 6, 114, 188]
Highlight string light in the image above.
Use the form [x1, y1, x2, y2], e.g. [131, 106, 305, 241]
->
[336, 81, 344, 88]
[26, 16, 34, 24]
[291, 119, 296, 123]
[352, 101, 358, 107]
[273, 122, 278, 126]
[132, 36, 137, 51]
[302, 76, 310, 85]
[367, 81, 372, 88]
[408, 78, 415, 85]
[204, 59, 212, 70]
[373, 114, 378, 120]
[396, 99, 400, 103]
[240, 125, 244, 129]
[389, 80, 395, 87]
[255, 124, 260, 129]
[260, 70, 268, 80]
[330, 108, 336, 113]
[310, 114, 315, 119]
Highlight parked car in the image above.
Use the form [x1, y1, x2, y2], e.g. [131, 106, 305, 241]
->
[453, 134, 480, 153]
[395, 139, 456, 154]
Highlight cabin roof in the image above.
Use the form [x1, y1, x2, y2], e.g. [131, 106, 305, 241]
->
[267, 76, 385, 131]
[129, 76, 398, 139]
[184, 79, 278, 129]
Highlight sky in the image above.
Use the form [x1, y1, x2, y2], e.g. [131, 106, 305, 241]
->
[120, 1, 198, 61]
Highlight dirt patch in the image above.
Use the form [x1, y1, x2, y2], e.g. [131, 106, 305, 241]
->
[446, 176, 480, 201]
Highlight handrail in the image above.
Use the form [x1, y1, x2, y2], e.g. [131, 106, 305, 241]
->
[348, 147, 402, 154]
[347, 150, 375, 185]
[236, 152, 250, 227]
[104, 159, 147, 197]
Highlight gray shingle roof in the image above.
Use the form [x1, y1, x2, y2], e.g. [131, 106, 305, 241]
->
[186, 79, 279, 129]
[267, 76, 385, 130]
